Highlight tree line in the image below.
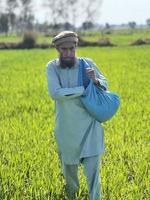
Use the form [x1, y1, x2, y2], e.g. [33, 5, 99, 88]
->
[0, 0, 150, 34]
[0, 0, 103, 34]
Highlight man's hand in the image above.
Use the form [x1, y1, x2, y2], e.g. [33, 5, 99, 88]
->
[86, 68, 99, 84]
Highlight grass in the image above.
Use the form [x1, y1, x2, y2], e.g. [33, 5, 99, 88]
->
[0, 45, 149, 199]
[81, 28, 150, 45]
[0, 28, 150, 46]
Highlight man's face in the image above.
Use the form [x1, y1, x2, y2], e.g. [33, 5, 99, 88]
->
[57, 42, 77, 68]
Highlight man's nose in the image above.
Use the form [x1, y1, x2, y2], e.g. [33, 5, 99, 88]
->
[65, 49, 72, 57]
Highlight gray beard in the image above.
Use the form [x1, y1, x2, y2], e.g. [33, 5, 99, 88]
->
[60, 57, 76, 68]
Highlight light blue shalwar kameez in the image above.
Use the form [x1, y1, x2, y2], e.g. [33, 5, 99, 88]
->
[46, 57, 108, 200]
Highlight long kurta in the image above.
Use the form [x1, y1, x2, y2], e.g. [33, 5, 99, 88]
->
[46, 57, 108, 164]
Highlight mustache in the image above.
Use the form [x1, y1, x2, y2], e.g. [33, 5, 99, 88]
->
[60, 57, 76, 68]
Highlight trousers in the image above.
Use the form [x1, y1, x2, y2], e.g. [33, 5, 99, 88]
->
[60, 154, 101, 200]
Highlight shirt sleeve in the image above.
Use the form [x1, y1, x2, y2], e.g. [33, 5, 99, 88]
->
[46, 62, 85, 101]
[85, 58, 109, 90]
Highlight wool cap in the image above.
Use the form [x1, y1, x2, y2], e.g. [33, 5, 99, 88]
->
[52, 31, 78, 47]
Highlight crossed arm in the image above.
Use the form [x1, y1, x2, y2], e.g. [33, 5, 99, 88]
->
[46, 64, 85, 101]
[46, 60, 108, 101]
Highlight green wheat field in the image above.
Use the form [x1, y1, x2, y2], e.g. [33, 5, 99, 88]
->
[0, 45, 149, 199]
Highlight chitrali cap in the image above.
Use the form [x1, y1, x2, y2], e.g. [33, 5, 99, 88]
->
[52, 31, 78, 47]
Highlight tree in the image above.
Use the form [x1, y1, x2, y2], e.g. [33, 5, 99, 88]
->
[82, 21, 94, 30]
[0, 1, 2, 14]
[34, 21, 50, 33]
[0, 13, 9, 33]
[6, 0, 18, 32]
[44, 0, 72, 25]
[68, 0, 102, 27]
[66, 0, 79, 28]
[18, 0, 34, 32]
[105, 23, 110, 30]
[45, 0, 102, 29]
[86, 0, 102, 21]
[63, 22, 74, 30]
[128, 21, 136, 29]
[146, 18, 150, 27]
[44, 0, 63, 25]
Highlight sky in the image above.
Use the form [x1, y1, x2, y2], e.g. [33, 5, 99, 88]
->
[99, 0, 150, 25]
[33, 0, 150, 25]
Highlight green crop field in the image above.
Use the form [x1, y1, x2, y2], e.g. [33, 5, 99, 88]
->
[0, 45, 149, 200]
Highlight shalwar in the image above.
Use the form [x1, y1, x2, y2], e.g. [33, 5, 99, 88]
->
[46, 57, 108, 165]
[61, 155, 101, 200]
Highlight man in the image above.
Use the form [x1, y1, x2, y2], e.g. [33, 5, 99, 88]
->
[46, 31, 108, 200]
